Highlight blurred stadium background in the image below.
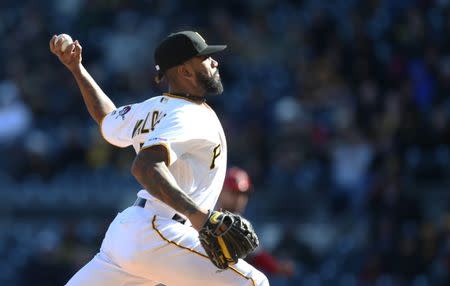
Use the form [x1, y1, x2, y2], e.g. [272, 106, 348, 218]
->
[1, 0, 450, 285]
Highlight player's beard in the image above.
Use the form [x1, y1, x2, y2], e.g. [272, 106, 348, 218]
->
[197, 70, 224, 95]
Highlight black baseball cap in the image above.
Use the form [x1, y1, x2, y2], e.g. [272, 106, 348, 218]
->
[154, 31, 227, 81]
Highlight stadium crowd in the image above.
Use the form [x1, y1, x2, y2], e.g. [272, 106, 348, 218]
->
[1, 0, 450, 285]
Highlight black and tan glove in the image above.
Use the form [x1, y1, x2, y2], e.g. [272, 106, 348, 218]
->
[199, 210, 259, 269]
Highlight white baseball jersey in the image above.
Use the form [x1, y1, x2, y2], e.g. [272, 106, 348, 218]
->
[100, 93, 227, 212]
[66, 93, 269, 286]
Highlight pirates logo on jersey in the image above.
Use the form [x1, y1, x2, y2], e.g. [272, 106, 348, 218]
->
[116, 105, 131, 120]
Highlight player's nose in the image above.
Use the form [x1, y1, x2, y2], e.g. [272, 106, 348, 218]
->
[210, 57, 218, 68]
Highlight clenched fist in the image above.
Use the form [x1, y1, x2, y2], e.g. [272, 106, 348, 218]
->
[49, 34, 82, 72]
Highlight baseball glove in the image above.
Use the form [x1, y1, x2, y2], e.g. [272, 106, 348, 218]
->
[199, 210, 259, 269]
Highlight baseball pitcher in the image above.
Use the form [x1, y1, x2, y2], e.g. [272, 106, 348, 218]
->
[50, 31, 269, 286]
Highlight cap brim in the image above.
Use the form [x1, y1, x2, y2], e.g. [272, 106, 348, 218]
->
[198, 45, 227, 56]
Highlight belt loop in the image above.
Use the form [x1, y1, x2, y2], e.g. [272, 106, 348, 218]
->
[133, 197, 187, 225]
[172, 213, 187, 224]
[133, 197, 147, 208]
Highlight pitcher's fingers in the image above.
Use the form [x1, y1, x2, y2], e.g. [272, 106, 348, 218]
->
[60, 44, 75, 62]
[66, 42, 76, 54]
[49, 35, 58, 52]
[73, 40, 82, 56]
[53, 39, 65, 56]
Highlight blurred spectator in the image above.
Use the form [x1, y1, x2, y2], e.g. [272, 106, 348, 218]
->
[216, 167, 296, 281]
[330, 126, 374, 214]
[0, 80, 32, 145]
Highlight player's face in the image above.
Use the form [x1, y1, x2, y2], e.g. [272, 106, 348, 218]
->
[193, 55, 224, 95]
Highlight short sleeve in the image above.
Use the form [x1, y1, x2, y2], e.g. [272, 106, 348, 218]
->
[141, 110, 202, 165]
[100, 104, 136, 148]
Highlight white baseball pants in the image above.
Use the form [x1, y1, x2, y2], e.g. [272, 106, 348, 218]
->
[65, 205, 269, 286]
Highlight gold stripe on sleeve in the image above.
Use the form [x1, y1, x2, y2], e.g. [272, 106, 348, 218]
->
[98, 112, 111, 144]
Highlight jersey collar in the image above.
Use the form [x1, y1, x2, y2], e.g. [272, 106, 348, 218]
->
[163, 92, 206, 104]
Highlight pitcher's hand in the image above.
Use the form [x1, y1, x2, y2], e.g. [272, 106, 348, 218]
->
[49, 35, 82, 73]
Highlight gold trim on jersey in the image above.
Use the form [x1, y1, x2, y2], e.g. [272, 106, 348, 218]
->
[99, 113, 108, 142]
[139, 142, 172, 166]
[163, 92, 205, 104]
[151, 216, 257, 286]
[203, 102, 214, 110]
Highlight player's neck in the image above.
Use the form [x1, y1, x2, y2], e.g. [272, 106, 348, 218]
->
[167, 77, 206, 99]
[167, 87, 206, 103]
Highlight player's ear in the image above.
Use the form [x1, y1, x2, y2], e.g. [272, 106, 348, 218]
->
[178, 63, 194, 79]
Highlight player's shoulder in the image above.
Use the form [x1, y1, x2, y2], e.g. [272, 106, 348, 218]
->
[141, 94, 183, 107]
[142, 94, 200, 113]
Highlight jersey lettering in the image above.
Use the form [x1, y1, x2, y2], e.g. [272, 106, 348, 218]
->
[210, 144, 221, 169]
[141, 112, 152, 134]
[132, 119, 144, 138]
[132, 110, 166, 138]
[151, 111, 164, 131]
